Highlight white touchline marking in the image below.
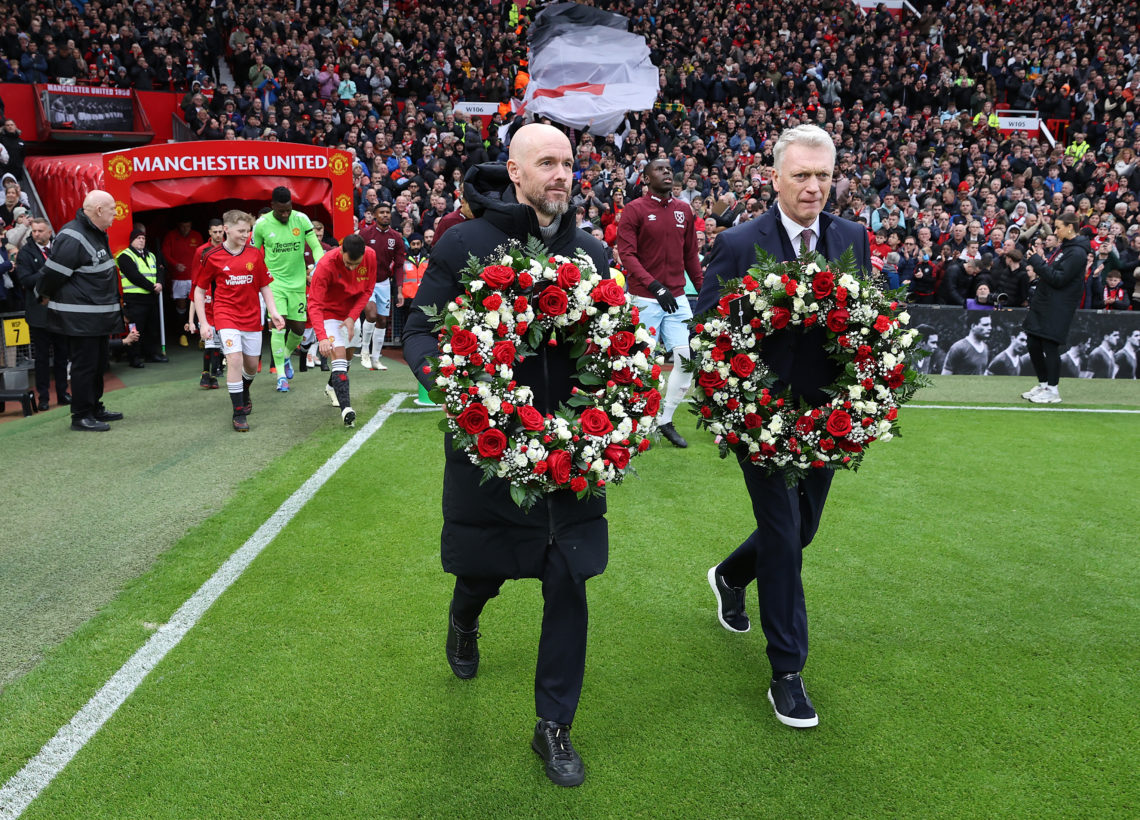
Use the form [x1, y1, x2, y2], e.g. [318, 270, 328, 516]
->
[0, 392, 411, 820]
[906, 404, 1140, 415]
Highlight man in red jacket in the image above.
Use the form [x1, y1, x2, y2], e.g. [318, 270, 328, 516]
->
[308, 233, 378, 426]
[616, 157, 703, 447]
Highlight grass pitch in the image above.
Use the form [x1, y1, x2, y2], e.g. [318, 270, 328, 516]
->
[1, 362, 1138, 818]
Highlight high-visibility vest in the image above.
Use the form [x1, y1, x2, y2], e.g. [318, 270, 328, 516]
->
[402, 256, 429, 299]
[118, 247, 158, 295]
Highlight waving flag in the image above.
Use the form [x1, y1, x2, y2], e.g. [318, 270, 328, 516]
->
[521, 2, 658, 135]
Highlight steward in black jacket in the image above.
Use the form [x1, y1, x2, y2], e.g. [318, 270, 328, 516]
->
[402, 124, 610, 787]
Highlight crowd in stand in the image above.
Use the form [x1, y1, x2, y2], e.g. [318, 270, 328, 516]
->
[2, 0, 1140, 314]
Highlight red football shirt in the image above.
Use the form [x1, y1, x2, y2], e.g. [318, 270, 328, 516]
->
[191, 241, 224, 326]
[307, 247, 378, 332]
[196, 244, 273, 331]
[162, 228, 205, 281]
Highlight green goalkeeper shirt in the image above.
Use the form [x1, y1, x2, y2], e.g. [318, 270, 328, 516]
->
[252, 210, 324, 290]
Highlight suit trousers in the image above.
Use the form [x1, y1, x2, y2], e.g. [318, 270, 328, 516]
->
[29, 324, 69, 403]
[717, 459, 833, 675]
[451, 541, 589, 726]
[123, 293, 161, 361]
[67, 334, 109, 421]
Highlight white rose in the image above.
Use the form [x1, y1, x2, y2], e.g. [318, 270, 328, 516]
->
[897, 311, 910, 325]
[882, 352, 897, 369]
[514, 452, 529, 468]
[469, 280, 484, 292]
[848, 385, 863, 400]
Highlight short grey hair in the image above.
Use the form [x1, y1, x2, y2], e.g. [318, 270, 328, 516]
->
[772, 125, 836, 171]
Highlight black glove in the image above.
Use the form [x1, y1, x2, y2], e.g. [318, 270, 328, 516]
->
[649, 280, 679, 313]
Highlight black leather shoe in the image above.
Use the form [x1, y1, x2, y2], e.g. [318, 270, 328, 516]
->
[58, 392, 71, 405]
[445, 603, 480, 679]
[71, 416, 111, 432]
[531, 720, 585, 787]
[38, 399, 50, 412]
[768, 673, 819, 728]
[94, 409, 124, 422]
[147, 354, 169, 363]
[128, 360, 145, 368]
[658, 421, 688, 448]
[707, 566, 750, 632]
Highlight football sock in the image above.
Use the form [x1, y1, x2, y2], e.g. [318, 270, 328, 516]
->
[269, 328, 287, 373]
[228, 381, 244, 412]
[202, 350, 212, 373]
[361, 321, 376, 358]
[242, 370, 255, 403]
[371, 325, 385, 361]
[660, 345, 692, 425]
[330, 360, 350, 407]
[285, 330, 304, 357]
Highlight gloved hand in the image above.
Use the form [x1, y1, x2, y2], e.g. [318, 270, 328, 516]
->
[649, 280, 679, 313]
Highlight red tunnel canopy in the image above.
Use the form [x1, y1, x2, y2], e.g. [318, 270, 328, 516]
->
[26, 143, 356, 253]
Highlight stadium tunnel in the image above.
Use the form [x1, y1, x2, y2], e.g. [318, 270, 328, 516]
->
[24, 143, 357, 254]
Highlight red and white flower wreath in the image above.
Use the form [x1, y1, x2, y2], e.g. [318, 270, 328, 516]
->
[686, 248, 927, 481]
[423, 237, 663, 509]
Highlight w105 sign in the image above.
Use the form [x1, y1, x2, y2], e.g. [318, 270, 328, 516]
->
[996, 113, 1040, 133]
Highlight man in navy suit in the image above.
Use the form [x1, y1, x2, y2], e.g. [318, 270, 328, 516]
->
[695, 124, 871, 729]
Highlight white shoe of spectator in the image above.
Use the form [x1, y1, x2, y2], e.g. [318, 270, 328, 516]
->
[1028, 385, 1061, 404]
[1021, 383, 1046, 400]
[372, 357, 388, 371]
[361, 356, 374, 371]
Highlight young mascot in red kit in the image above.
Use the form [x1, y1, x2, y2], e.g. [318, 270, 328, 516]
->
[194, 210, 285, 432]
[307, 233, 378, 426]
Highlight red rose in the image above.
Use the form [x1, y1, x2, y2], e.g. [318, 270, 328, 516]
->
[717, 294, 741, 316]
[592, 278, 626, 307]
[481, 264, 515, 289]
[698, 370, 727, 390]
[770, 306, 791, 329]
[492, 340, 516, 366]
[547, 449, 572, 484]
[518, 271, 534, 289]
[874, 315, 892, 334]
[482, 293, 503, 311]
[886, 363, 906, 389]
[476, 427, 508, 459]
[570, 475, 588, 493]
[638, 437, 651, 452]
[537, 285, 569, 316]
[579, 407, 614, 437]
[715, 333, 733, 352]
[612, 367, 634, 384]
[825, 409, 853, 438]
[450, 327, 479, 357]
[533, 460, 548, 475]
[887, 407, 899, 421]
[826, 308, 849, 333]
[812, 270, 834, 299]
[796, 415, 815, 435]
[604, 444, 631, 470]
[610, 331, 635, 356]
[820, 438, 835, 451]
[456, 403, 490, 434]
[556, 262, 582, 289]
[517, 405, 545, 431]
[744, 412, 763, 429]
[730, 353, 755, 378]
[784, 279, 799, 296]
[641, 389, 661, 416]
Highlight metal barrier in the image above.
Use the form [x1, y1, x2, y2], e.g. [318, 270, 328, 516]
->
[0, 311, 37, 415]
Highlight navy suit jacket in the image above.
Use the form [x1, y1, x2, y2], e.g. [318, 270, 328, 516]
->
[695, 208, 872, 406]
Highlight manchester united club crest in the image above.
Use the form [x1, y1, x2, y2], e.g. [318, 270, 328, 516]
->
[329, 153, 351, 177]
[246, 262, 255, 271]
[107, 155, 132, 181]
[292, 227, 301, 237]
[114, 200, 131, 221]
[335, 193, 352, 212]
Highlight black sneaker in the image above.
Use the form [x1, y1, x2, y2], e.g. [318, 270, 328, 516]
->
[658, 421, 688, 448]
[768, 673, 818, 728]
[238, 401, 252, 416]
[232, 413, 250, 432]
[445, 603, 479, 679]
[200, 372, 213, 389]
[531, 720, 585, 787]
[707, 566, 750, 632]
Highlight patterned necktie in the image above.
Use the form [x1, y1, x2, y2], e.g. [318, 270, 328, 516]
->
[799, 228, 814, 256]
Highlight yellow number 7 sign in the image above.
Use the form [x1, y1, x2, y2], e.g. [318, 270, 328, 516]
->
[3, 317, 30, 347]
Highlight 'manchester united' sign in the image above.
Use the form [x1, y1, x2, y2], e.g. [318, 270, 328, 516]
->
[102, 142, 355, 252]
